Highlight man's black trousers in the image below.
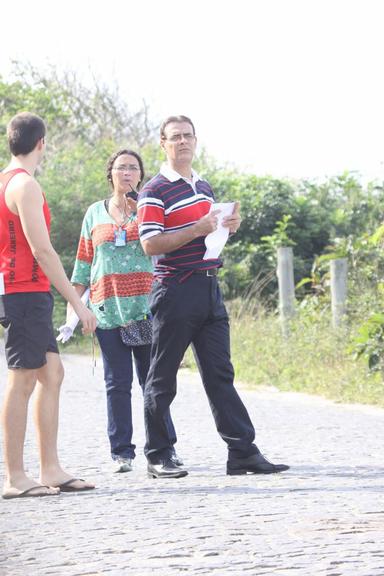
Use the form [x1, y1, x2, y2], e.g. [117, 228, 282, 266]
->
[144, 273, 259, 463]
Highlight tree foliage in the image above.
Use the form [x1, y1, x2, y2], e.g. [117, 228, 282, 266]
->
[0, 63, 162, 275]
[2, 61, 384, 314]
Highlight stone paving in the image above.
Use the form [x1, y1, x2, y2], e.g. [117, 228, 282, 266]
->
[0, 345, 384, 576]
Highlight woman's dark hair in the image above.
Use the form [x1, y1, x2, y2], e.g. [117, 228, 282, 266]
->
[106, 149, 145, 190]
[7, 112, 46, 156]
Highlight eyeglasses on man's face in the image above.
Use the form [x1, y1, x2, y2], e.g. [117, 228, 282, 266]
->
[112, 164, 140, 172]
[163, 132, 195, 143]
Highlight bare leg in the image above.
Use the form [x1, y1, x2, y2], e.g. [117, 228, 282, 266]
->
[1, 368, 59, 497]
[36, 352, 94, 490]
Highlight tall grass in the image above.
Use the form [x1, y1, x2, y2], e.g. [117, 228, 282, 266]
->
[184, 290, 384, 407]
[230, 308, 383, 406]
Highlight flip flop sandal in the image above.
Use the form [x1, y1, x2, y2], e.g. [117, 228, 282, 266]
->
[2, 485, 59, 499]
[55, 478, 95, 492]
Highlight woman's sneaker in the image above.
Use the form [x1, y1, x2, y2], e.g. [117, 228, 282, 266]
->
[114, 457, 133, 473]
[170, 452, 184, 467]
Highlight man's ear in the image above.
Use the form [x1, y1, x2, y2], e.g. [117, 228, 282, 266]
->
[160, 138, 166, 152]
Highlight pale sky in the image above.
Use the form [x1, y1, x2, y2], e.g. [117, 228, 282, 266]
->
[1, 0, 384, 180]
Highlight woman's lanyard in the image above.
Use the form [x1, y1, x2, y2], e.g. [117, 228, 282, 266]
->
[106, 198, 130, 247]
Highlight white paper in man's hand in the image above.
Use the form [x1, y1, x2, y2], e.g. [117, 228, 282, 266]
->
[203, 202, 235, 260]
[56, 288, 90, 343]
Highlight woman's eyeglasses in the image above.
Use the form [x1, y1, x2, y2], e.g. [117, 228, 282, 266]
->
[113, 165, 140, 172]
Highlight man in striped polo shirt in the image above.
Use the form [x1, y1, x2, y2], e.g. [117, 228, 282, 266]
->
[138, 115, 289, 478]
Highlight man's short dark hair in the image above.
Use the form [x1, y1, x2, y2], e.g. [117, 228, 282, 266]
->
[160, 115, 195, 139]
[7, 112, 46, 156]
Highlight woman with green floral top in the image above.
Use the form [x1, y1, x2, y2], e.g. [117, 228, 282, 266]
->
[70, 149, 180, 473]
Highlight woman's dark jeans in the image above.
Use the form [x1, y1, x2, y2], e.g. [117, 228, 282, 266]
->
[96, 327, 177, 460]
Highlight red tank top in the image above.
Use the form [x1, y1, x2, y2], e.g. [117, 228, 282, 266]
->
[0, 168, 51, 293]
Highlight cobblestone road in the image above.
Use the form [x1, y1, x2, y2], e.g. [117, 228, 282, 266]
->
[1, 346, 384, 576]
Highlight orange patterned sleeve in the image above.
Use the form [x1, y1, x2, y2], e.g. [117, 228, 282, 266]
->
[76, 237, 94, 263]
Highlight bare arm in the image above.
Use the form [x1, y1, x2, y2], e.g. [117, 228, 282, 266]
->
[71, 284, 88, 298]
[14, 179, 96, 333]
[65, 283, 89, 322]
[141, 209, 221, 256]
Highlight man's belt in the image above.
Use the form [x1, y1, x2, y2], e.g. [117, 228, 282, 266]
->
[193, 268, 218, 277]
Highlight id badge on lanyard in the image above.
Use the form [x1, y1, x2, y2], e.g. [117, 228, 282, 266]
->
[114, 227, 126, 247]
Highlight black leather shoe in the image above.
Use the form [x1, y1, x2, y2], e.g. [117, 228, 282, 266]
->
[227, 452, 290, 475]
[147, 459, 188, 479]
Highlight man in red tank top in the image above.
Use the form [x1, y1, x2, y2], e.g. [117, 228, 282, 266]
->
[0, 112, 97, 499]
